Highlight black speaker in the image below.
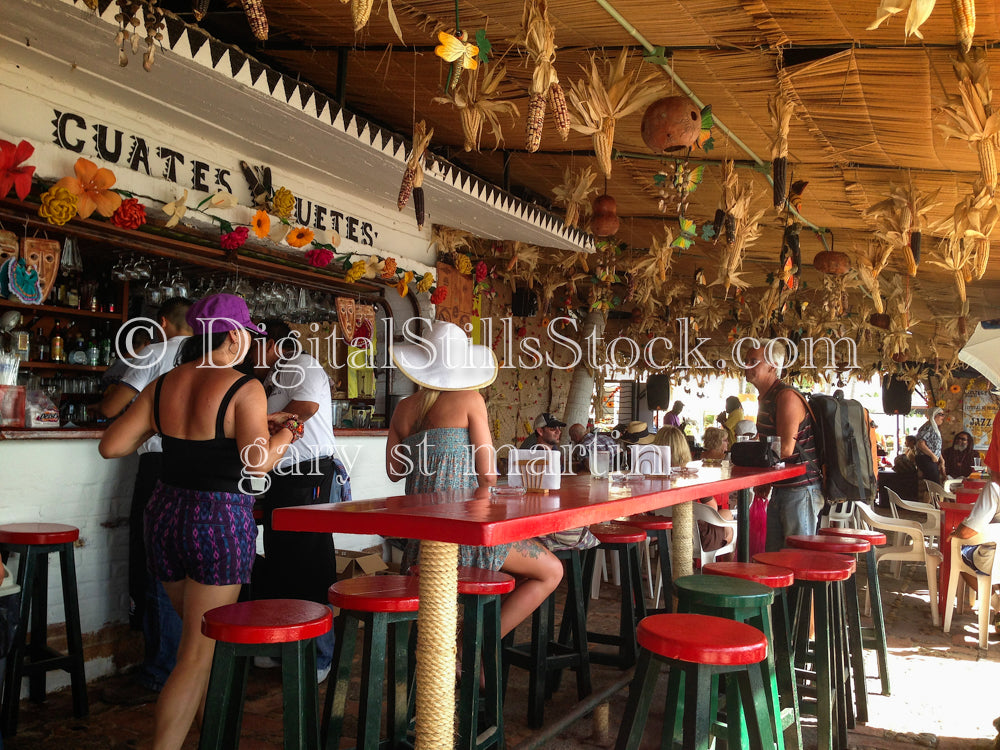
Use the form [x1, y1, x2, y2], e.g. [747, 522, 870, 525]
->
[511, 287, 538, 317]
[882, 375, 912, 415]
[646, 374, 671, 411]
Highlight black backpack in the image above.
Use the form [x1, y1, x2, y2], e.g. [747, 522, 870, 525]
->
[801, 392, 878, 504]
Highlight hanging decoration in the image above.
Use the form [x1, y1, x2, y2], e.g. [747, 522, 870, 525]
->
[767, 92, 794, 209]
[654, 161, 704, 217]
[566, 50, 667, 179]
[551, 166, 599, 229]
[937, 49, 999, 192]
[518, 0, 564, 151]
[0, 140, 36, 201]
[433, 64, 518, 152]
[435, 30, 480, 92]
[590, 193, 619, 237]
[710, 160, 762, 293]
[856, 238, 894, 314]
[868, 0, 937, 40]
[865, 180, 940, 276]
[640, 96, 702, 153]
[397, 120, 434, 230]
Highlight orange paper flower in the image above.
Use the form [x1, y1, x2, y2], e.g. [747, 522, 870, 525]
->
[285, 226, 315, 248]
[252, 210, 271, 238]
[54, 157, 121, 219]
[949, 384, 962, 394]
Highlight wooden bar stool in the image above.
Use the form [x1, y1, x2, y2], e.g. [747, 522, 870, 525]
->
[623, 514, 674, 611]
[324, 575, 419, 750]
[200, 599, 332, 750]
[582, 523, 647, 667]
[505, 547, 591, 729]
[819, 526, 891, 696]
[704, 561, 801, 750]
[786, 533, 871, 726]
[755, 549, 854, 750]
[616, 613, 775, 750]
[0, 523, 87, 736]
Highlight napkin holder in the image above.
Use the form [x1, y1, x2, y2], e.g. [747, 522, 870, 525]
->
[629, 444, 671, 476]
[508, 448, 561, 493]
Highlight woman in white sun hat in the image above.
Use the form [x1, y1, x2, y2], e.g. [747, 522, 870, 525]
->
[386, 320, 563, 637]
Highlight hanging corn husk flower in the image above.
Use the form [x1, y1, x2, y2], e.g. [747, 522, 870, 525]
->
[767, 92, 794, 208]
[518, 0, 559, 152]
[709, 161, 762, 293]
[952, 0, 976, 51]
[551, 166, 599, 228]
[628, 227, 677, 311]
[433, 64, 519, 153]
[868, 0, 936, 39]
[944, 185, 998, 282]
[502, 241, 542, 287]
[855, 239, 894, 313]
[865, 180, 941, 276]
[397, 120, 433, 219]
[566, 51, 667, 179]
[937, 49, 1000, 192]
[928, 235, 974, 306]
[432, 226, 473, 258]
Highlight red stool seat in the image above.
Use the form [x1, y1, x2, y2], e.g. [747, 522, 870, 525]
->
[201, 599, 332, 644]
[637, 613, 767, 665]
[410, 565, 516, 596]
[0, 523, 79, 546]
[754, 550, 855, 581]
[328, 574, 420, 613]
[703, 561, 795, 588]
[818, 527, 887, 546]
[786, 534, 869, 555]
[622, 514, 673, 531]
[590, 523, 645, 545]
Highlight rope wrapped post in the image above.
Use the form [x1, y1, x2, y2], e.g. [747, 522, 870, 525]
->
[671, 501, 694, 580]
[415, 540, 459, 749]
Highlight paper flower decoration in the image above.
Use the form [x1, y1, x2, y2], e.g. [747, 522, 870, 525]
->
[54, 157, 121, 218]
[111, 198, 146, 229]
[475, 260, 488, 282]
[949, 383, 962, 394]
[162, 190, 188, 228]
[345, 260, 366, 283]
[220, 225, 249, 250]
[273, 187, 295, 220]
[936, 399, 947, 409]
[252, 210, 271, 238]
[207, 191, 237, 209]
[305, 247, 334, 267]
[0, 139, 36, 200]
[456, 254, 473, 275]
[285, 226, 314, 248]
[381, 257, 398, 279]
[430, 286, 448, 305]
[396, 270, 414, 297]
[38, 186, 78, 225]
[417, 272, 434, 294]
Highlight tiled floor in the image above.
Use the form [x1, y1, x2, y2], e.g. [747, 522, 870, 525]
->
[4, 556, 1000, 749]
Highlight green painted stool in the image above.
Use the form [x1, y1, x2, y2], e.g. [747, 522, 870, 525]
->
[200, 599, 332, 750]
[0, 523, 88, 737]
[323, 575, 419, 750]
[675, 573, 785, 750]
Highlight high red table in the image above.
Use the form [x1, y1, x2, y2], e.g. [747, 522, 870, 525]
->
[273, 465, 804, 748]
[938, 500, 976, 620]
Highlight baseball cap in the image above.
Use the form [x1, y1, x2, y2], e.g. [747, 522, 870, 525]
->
[186, 293, 266, 336]
[534, 412, 566, 429]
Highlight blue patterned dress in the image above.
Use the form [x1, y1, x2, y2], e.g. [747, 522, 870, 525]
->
[400, 427, 511, 571]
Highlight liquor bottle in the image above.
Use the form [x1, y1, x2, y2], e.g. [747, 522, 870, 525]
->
[84, 277, 99, 313]
[98, 323, 112, 367]
[65, 274, 81, 309]
[50, 320, 66, 363]
[32, 327, 49, 362]
[86, 328, 100, 367]
[68, 324, 88, 365]
[12, 315, 30, 362]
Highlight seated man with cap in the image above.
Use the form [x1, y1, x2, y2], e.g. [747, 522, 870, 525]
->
[521, 412, 566, 450]
[568, 423, 620, 473]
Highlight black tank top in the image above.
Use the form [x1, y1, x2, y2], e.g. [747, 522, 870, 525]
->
[756, 381, 822, 488]
[154, 373, 256, 493]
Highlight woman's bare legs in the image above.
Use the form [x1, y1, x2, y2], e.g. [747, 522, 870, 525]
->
[154, 578, 242, 750]
[498, 540, 563, 637]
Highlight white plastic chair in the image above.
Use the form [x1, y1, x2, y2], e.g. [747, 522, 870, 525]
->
[692, 502, 738, 567]
[942, 529, 1000, 650]
[855, 501, 942, 627]
[924, 479, 956, 508]
[886, 487, 941, 546]
[819, 501, 855, 529]
[943, 478, 965, 494]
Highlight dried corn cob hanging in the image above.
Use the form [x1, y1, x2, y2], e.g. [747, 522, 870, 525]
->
[768, 92, 794, 209]
[398, 120, 433, 213]
[549, 81, 570, 141]
[972, 237, 990, 279]
[434, 64, 519, 153]
[526, 93, 547, 152]
[351, 0, 373, 31]
[241, 0, 268, 40]
[191, 0, 210, 21]
[938, 50, 1000, 193]
[413, 168, 426, 231]
[952, 0, 976, 52]
[518, 0, 558, 152]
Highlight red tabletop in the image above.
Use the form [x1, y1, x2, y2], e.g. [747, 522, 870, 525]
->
[272, 466, 806, 545]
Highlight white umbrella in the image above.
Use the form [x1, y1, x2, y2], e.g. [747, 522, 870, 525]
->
[958, 322, 1000, 390]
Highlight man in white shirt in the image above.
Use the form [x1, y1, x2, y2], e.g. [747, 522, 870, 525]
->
[254, 319, 339, 682]
[98, 297, 192, 699]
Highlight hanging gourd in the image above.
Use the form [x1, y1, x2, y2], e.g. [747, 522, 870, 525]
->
[813, 249, 852, 276]
[640, 96, 702, 153]
[590, 194, 619, 237]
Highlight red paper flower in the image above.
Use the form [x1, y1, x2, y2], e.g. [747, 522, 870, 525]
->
[111, 198, 146, 229]
[475, 260, 488, 282]
[220, 225, 250, 250]
[430, 286, 448, 305]
[0, 140, 36, 201]
[305, 247, 334, 268]
[516, 325, 527, 338]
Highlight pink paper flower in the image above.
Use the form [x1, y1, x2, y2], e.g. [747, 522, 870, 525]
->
[305, 247, 334, 267]
[0, 140, 36, 201]
[220, 225, 250, 250]
[475, 260, 488, 282]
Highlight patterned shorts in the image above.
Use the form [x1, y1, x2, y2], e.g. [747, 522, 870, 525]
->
[145, 481, 257, 586]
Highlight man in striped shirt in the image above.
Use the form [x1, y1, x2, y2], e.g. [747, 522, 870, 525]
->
[744, 339, 825, 551]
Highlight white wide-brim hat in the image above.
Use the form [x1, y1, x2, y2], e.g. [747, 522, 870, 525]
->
[392, 320, 498, 391]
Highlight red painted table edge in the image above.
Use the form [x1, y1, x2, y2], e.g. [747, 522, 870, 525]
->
[938, 500, 975, 620]
[273, 465, 805, 546]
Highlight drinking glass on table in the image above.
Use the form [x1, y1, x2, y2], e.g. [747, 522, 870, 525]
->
[591, 448, 611, 479]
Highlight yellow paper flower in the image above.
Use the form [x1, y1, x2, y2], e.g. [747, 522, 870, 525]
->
[285, 226, 315, 248]
[416, 272, 434, 294]
[53, 157, 120, 218]
[456, 254, 472, 275]
[396, 270, 414, 297]
[936, 399, 947, 409]
[38, 186, 78, 225]
[162, 189, 188, 228]
[345, 260, 367, 283]
[273, 186, 295, 220]
[252, 210, 271, 238]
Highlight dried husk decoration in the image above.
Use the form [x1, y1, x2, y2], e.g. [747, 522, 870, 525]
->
[628, 226, 677, 311]
[519, 0, 559, 152]
[434, 64, 519, 153]
[566, 51, 668, 179]
[868, 0, 937, 40]
[398, 121, 434, 224]
[855, 239, 894, 314]
[928, 235, 973, 305]
[710, 160, 762, 293]
[768, 92, 794, 208]
[551, 166, 599, 229]
[865, 180, 940, 276]
[937, 49, 1000, 192]
[432, 226, 473, 258]
[502, 240, 542, 286]
[938, 186, 998, 284]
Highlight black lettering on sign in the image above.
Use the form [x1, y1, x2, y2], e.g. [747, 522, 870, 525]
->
[216, 169, 232, 193]
[192, 161, 209, 192]
[313, 205, 328, 231]
[346, 216, 359, 242]
[295, 197, 312, 226]
[93, 124, 124, 162]
[127, 137, 151, 175]
[329, 211, 343, 233]
[360, 222, 374, 245]
[157, 148, 185, 182]
[52, 111, 86, 152]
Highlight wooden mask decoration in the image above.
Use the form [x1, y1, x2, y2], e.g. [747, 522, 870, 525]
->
[20, 237, 61, 302]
